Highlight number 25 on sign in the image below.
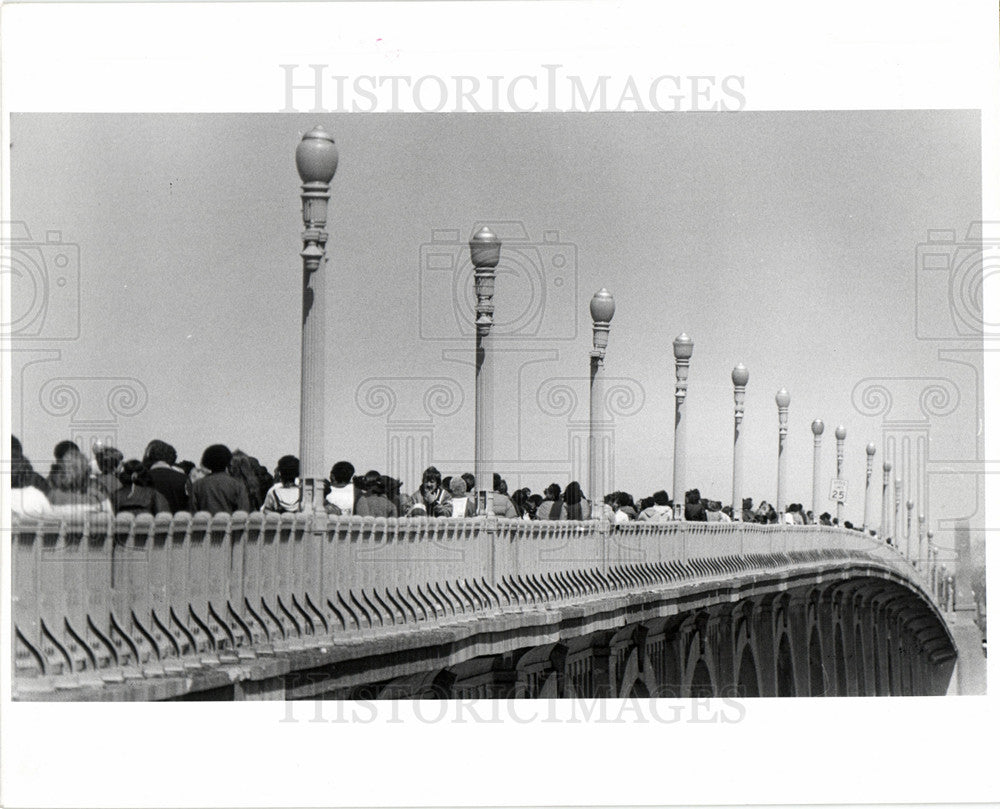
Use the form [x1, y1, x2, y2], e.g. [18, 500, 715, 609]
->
[830, 478, 848, 503]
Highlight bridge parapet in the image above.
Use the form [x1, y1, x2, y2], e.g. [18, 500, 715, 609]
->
[11, 514, 953, 699]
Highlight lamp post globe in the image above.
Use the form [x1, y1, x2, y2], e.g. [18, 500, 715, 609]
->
[673, 333, 694, 360]
[811, 419, 824, 436]
[731, 363, 749, 387]
[590, 288, 616, 324]
[835, 425, 847, 441]
[296, 126, 339, 184]
[775, 388, 790, 409]
[867, 442, 876, 457]
[470, 226, 501, 268]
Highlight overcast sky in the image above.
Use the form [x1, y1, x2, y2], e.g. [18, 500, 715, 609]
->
[9, 111, 982, 539]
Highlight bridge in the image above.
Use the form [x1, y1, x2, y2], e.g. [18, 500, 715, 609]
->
[11, 512, 957, 700]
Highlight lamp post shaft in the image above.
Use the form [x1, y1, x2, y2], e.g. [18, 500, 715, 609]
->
[811, 420, 824, 519]
[296, 127, 339, 513]
[894, 477, 903, 555]
[472, 227, 500, 518]
[731, 365, 748, 521]
[918, 514, 926, 572]
[775, 389, 790, 513]
[835, 427, 846, 524]
[589, 290, 614, 509]
[673, 335, 693, 520]
[881, 461, 892, 542]
[905, 500, 914, 562]
[863, 444, 876, 533]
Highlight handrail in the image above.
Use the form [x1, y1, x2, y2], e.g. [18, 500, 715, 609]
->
[10, 513, 940, 686]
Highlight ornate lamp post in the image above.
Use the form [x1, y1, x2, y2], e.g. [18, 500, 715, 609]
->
[471, 226, 501, 518]
[881, 460, 892, 541]
[894, 477, 903, 553]
[810, 419, 824, 519]
[905, 499, 914, 562]
[835, 425, 847, 524]
[775, 388, 790, 513]
[930, 540, 939, 596]
[862, 442, 876, 533]
[731, 364, 749, 521]
[918, 513, 927, 571]
[589, 289, 615, 510]
[672, 334, 693, 520]
[927, 529, 935, 584]
[296, 126, 339, 512]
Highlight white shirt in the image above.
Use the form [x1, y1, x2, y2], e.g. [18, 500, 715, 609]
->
[11, 486, 53, 518]
[326, 483, 354, 516]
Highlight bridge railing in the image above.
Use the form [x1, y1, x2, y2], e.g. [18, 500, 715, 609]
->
[10, 512, 928, 685]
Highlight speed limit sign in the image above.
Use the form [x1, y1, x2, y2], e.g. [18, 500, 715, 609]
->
[830, 478, 848, 503]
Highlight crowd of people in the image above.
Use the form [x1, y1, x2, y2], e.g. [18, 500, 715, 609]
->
[8, 435, 875, 535]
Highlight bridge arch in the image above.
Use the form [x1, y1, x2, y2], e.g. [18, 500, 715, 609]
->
[808, 625, 826, 696]
[834, 624, 847, 696]
[776, 632, 796, 697]
[736, 644, 760, 697]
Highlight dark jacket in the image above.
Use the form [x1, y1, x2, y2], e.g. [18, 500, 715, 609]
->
[149, 464, 191, 513]
[189, 472, 250, 514]
[112, 485, 171, 516]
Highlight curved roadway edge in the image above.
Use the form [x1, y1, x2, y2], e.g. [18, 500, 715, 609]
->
[14, 550, 956, 702]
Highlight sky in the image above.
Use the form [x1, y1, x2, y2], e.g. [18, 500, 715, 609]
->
[9, 111, 983, 542]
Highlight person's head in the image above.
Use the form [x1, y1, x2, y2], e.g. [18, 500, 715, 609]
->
[331, 461, 355, 485]
[362, 469, 385, 495]
[492, 473, 508, 495]
[544, 483, 561, 501]
[201, 444, 233, 474]
[176, 460, 195, 476]
[53, 440, 82, 461]
[51, 451, 91, 493]
[564, 481, 585, 505]
[742, 497, 753, 511]
[117, 459, 152, 488]
[409, 503, 428, 517]
[94, 444, 123, 475]
[11, 436, 34, 489]
[143, 439, 177, 467]
[844, 520, 854, 530]
[421, 466, 442, 496]
[461, 472, 476, 493]
[652, 489, 670, 507]
[382, 476, 401, 498]
[276, 455, 299, 485]
[448, 477, 467, 497]
[528, 493, 543, 511]
[686, 488, 701, 505]
[229, 452, 259, 493]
